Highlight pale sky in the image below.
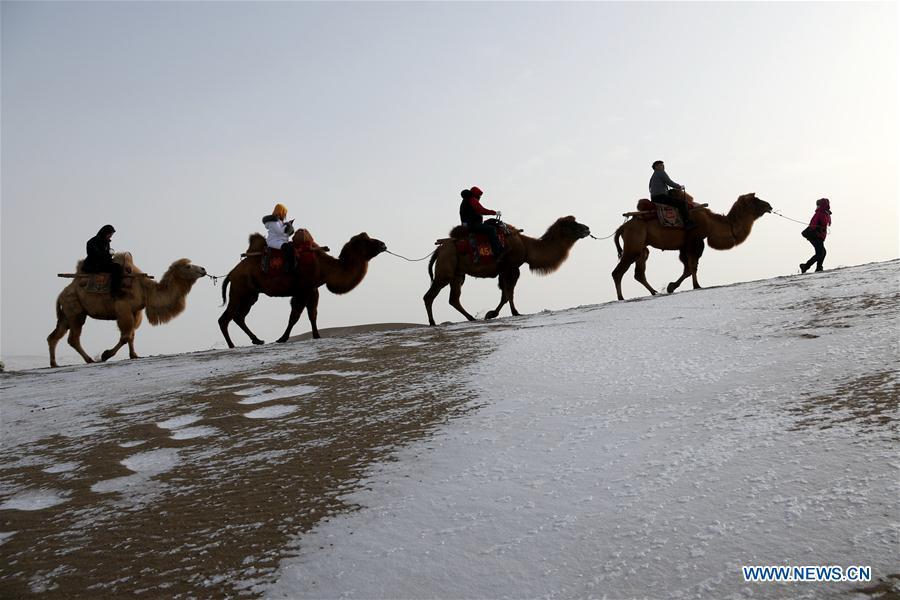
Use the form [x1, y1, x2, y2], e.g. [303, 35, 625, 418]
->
[2, 1, 898, 364]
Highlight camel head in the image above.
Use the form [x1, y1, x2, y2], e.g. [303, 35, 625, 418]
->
[738, 193, 772, 218]
[544, 216, 592, 241]
[339, 233, 388, 261]
[166, 258, 208, 281]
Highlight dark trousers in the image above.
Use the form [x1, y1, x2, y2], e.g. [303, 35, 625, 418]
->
[802, 237, 826, 271]
[464, 222, 503, 257]
[281, 243, 296, 272]
[652, 193, 693, 225]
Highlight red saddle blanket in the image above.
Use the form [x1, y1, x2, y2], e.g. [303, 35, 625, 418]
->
[637, 199, 694, 228]
[455, 230, 507, 263]
[264, 242, 317, 275]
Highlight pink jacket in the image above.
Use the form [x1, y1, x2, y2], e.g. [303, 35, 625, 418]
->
[808, 208, 831, 240]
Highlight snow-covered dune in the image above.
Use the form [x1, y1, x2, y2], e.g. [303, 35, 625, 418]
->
[1, 261, 897, 599]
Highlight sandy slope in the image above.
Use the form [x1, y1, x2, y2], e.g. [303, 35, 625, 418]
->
[1, 261, 897, 599]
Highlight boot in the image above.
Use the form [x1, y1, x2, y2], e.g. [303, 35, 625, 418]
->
[800, 263, 809, 274]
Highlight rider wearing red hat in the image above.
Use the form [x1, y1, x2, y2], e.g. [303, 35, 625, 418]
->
[459, 186, 503, 259]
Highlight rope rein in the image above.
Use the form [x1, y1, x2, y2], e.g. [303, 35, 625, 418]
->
[384, 249, 434, 262]
[588, 217, 630, 241]
[771, 209, 809, 225]
[205, 273, 228, 286]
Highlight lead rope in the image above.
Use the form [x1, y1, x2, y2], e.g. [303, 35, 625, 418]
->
[771, 209, 809, 225]
[384, 249, 434, 262]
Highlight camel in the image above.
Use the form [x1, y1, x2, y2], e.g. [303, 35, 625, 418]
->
[424, 216, 591, 326]
[47, 255, 207, 367]
[218, 230, 387, 348]
[612, 192, 772, 300]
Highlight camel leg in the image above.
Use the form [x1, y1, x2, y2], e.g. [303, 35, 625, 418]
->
[128, 311, 143, 359]
[306, 289, 321, 339]
[612, 251, 640, 301]
[447, 274, 476, 322]
[486, 267, 521, 319]
[485, 274, 509, 320]
[65, 315, 95, 365]
[218, 309, 236, 349]
[633, 248, 658, 296]
[101, 312, 135, 362]
[276, 294, 307, 343]
[667, 263, 691, 294]
[668, 245, 702, 294]
[691, 262, 702, 289]
[424, 276, 450, 327]
[47, 313, 70, 368]
[690, 240, 705, 289]
[233, 295, 265, 345]
[220, 293, 264, 347]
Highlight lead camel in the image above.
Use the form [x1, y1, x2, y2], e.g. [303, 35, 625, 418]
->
[612, 192, 772, 300]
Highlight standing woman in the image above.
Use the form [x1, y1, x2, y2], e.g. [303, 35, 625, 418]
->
[800, 198, 832, 273]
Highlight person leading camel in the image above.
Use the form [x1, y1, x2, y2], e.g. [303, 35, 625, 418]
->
[459, 186, 504, 259]
[800, 198, 831, 273]
[650, 160, 695, 229]
[263, 203, 296, 273]
[82, 224, 125, 297]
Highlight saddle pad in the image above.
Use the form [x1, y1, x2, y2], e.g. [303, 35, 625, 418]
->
[656, 204, 683, 228]
[78, 273, 134, 294]
[455, 231, 506, 263]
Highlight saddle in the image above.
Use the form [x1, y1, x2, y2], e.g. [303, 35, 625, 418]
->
[449, 219, 509, 264]
[262, 241, 317, 275]
[633, 198, 701, 229]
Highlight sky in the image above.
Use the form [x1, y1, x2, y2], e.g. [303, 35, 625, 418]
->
[2, 1, 898, 365]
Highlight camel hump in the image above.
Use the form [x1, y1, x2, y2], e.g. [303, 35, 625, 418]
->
[246, 233, 267, 255]
[113, 252, 141, 274]
[448, 225, 468, 239]
[293, 228, 316, 245]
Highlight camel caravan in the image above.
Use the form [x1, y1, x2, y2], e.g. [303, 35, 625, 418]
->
[47, 160, 787, 367]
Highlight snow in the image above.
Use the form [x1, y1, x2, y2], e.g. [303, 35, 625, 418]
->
[0, 489, 69, 511]
[1, 260, 897, 598]
[243, 404, 299, 419]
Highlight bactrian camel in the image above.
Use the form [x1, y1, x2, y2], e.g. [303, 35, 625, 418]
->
[424, 216, 591, 326]
[218, 230, 386, 348]
[47, 255, 207, 367]
[612, 192, 772, 300]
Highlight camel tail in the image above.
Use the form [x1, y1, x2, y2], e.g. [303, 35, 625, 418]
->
[220, 275, 230, 307]
[614, 224, 625, 259]
[428, 250, 437, 282]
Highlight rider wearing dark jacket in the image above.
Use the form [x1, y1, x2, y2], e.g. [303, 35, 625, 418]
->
[82, 224, 124, 297]
[650, 160, 696, 229]
[459, 186, 503, 258]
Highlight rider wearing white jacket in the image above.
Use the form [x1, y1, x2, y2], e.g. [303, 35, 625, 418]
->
[262, 203, 296, 272]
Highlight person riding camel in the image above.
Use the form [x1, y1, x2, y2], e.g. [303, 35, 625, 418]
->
[262, 203, 296, 273]
[82, 224, 125, 298]
[650, 160, 696, 229]
[459, 186, 504, 259]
